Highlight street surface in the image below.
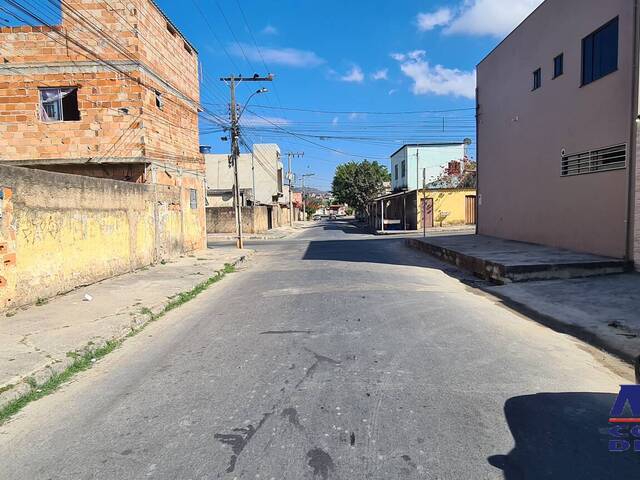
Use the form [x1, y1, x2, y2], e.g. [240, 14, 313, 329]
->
[1, 220, 638, 479]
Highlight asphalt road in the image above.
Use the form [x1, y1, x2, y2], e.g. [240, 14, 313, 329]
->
[1, 220, 638, 479]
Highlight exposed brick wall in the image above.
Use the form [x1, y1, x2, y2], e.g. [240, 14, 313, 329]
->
[0, 72, 144, 161]
[0, 0, 202, 175]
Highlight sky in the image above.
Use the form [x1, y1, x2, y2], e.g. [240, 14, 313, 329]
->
[5, 0, 545, 191]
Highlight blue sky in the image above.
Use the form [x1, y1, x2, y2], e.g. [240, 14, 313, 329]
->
[5, 0, 544, 190]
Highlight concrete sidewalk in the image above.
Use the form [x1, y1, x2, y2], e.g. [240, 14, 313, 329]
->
[0, 247, 251, 409]
[485, 273, 640, 367]
[407, 234, 630, 283]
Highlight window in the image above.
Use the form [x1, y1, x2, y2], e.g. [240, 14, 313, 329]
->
[155, 90, 163, 109]
[401, 160, 406, 178]
[394, 164, 398, 180]
[553, 54, 564, 78]
[166, 21, 177, 37]
[561, 144, 626, 176]
[189, 189, 198, 209]
[184, 41, 193, 55]
[582, 17, 618, 86]
[39, 87, 80, 122]
[532, 68, 541, 90]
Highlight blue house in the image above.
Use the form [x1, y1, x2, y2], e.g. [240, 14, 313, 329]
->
[390, 142, 469, 192]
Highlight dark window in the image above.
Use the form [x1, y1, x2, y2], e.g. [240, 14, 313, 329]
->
[166, 21, 177, 37]
[394, 164, 398, 180]
[582, 17, 618, 86]
[401, 160, 406, 178]
[553, 54, 563, 78]
[532, 68, 541, 90]
[184, 42, 193, 55]
[155, 90, 163, 109]
[39, 87, 80, 122]
[190, 189, 198, 209]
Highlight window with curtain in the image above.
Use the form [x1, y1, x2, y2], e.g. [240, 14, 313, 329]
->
[39, 87, 80, 122]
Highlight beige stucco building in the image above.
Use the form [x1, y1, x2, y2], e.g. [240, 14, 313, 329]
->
[477, 0, 639, 266]
[205, 144, 284, 207]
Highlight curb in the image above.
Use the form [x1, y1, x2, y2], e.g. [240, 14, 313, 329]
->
[0, 253, 251, 412]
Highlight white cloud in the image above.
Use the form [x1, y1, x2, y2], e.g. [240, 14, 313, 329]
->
[348, 112, 366, 120]
[332, 116, 339, 126]
[416, 8, 453, 31]
[229, 43, 324, 68]
[416, 0, 544, 38]
[391, 50, 476, 99]
[262, 24, 278, 35]
[446, 0, 543, 37]
[240, 114, 290, 127]
[388, 89, 397, 96]
[340, 66, 365, 83]
[371, 69, 388, 81]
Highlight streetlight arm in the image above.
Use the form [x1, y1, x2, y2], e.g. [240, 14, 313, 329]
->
[238, 88, 268, 121]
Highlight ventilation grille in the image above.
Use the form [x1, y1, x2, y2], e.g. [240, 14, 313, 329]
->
[561, 144, 626, 176]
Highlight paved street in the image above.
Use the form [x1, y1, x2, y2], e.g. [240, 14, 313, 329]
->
[1, 220, 638, 479]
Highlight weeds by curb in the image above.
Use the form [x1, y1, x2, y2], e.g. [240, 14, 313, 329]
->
[0, 262, 238, 424]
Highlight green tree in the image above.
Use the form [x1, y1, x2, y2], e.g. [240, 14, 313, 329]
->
[331, 160, 390, 215]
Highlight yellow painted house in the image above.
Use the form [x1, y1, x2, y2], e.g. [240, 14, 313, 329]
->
[417, 188, 477, 228]
[369, 187, 477, 232]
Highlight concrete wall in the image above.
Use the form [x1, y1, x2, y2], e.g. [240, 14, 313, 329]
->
[0, 165, 205, 310]
[206, 204, 293, 234]
[477, 0, 634, 258]
[206, 206, 270, 234]
[417, 188, 476, 228]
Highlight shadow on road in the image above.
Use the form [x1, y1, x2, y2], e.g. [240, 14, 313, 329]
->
[488, 392, 640, 479]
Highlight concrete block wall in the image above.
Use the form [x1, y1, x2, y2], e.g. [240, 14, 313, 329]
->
[206, 206, 272, 234]
[0, 165, 205, 310]
[0, 0, 202, 173]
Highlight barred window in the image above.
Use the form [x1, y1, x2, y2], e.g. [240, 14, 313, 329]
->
[561, 144, 626, 176]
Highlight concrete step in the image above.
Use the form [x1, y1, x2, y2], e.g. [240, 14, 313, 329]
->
[406, 235, 633, 283]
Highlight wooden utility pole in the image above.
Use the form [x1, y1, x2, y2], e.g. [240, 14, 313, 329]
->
[285, 152, 304, 225]
[220, 74, 273, 249]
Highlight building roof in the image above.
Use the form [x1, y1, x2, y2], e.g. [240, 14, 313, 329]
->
[149, 0, 198, 54]
[389, 142, 467, 159]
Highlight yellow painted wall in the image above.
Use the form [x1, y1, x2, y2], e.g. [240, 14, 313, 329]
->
[0, 165, 205, 310]
[417, 188, 476, 228]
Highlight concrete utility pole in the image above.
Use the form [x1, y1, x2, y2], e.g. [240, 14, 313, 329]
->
[285, 152, 304, 225]
[220, 74, 273, 249]
[301, 173, 315, 221]
[422, 168, 427, 238]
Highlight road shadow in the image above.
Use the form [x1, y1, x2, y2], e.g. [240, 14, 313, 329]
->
[489, 392, 640, 479]
[320, 220, 370, 235]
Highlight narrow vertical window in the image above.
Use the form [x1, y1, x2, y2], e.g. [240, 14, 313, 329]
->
[532, 68, 542, 90]
[190, 189, 198, 209]
[155, 90, 163, 109]
[553, 54, 563, 78]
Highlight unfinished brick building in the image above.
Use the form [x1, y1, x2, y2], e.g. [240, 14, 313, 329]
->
[0, 0, 206, 251]
[0, 0, 203, 179]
